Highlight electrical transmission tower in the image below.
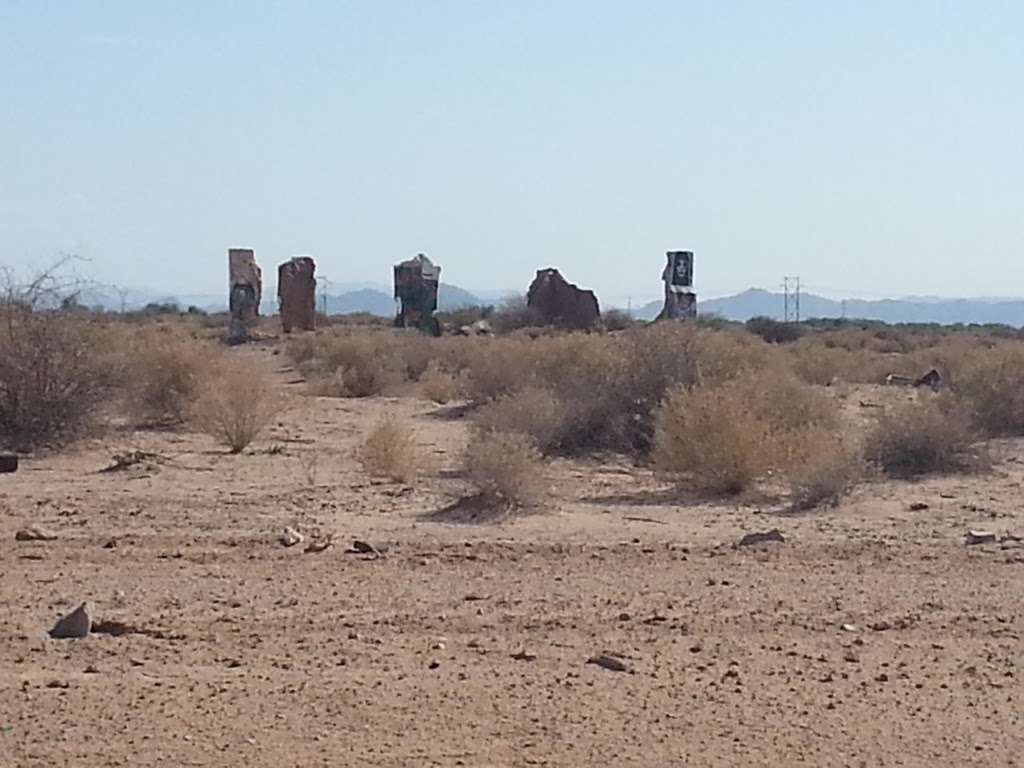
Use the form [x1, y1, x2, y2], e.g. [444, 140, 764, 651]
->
[783, 276, 801, 323]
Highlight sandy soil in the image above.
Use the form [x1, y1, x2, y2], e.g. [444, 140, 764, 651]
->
[1, 345, 1022, 767]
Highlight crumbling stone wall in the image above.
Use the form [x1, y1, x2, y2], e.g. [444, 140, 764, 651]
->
[278, 256, 316, 333]
[526, 268, 600, 330]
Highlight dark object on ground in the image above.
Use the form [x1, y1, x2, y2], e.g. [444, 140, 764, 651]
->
[15, 524, 57, 541]
[0, 455, 18, 473]
[586, 654, 631, 673]
[50, 602, 93, 639]
[737, 529, 786, 547]
[885, 369, 944, 390]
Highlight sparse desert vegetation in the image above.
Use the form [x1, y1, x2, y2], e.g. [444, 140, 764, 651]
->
[357, 416, 428, 484]
[463, 429, 546, 509]
[189, 358, 284, 453]
[3, 303, 1024, 766]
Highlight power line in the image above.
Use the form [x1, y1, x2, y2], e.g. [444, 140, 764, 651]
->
[783, 276, 801, 323]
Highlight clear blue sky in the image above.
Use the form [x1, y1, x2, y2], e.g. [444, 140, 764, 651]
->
[2, 1, 1021, 305]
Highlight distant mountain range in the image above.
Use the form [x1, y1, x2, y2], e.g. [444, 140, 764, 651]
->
[73, 283, 1024, 327]
[75, 283, 488, 315]
[318, 284, 484, 315]
[637, 289, 1024, 326]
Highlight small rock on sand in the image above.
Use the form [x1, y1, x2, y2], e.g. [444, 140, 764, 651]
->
[586, 654, 631, 673]
[49, 602, 93, 639]
[280, 527, 304, 547]
[738, 529, 786, 547]
[965, 530, 997, 546]
[15, 524, 58, 542]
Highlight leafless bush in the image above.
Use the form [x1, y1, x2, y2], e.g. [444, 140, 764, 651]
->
[602, 309, 636, 331]
[653, 383, 773, 495]
[653, 372, 841, 496]
[787, 432, 864, 510]
[952, 344, 1024, 437]
[463, 322, 788, 455]
[292, 330, 473, 399]
[475, 385, 568, 454]
[0, 307, 113, 448]
[284, 334, 318, 366]
[122, 331, 215, 424]
[864, 396, 979, 478]
[0, 260, 115, 448]
[357, 417, 426, 483]
[418, 361, 466, 404]
[463, 431, 546, 508]
[489, 295, 545, 333]
[189, 361, 283, 453]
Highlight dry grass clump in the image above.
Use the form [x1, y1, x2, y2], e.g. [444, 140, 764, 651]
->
[864, 396, 979, 478]
[357, 417, 426, 484]
[653, 383, 773, 495]
[292, 330, 475, 399]
[418, 361, 466, 404]
[789, 341, 902, 385]
[122, 331, 216, 424]
[488, 295, 545, 333]
[284, 334, 318, 366]
[653, 373, 841, 496]
[952, 344, 1024, 437]
[475, 385, 568, 454]
[787, 431, 864, 510]
[462, 323, 771, 455]
[189, 360, 283, 453]
[463, 431, 546, 508]
[0, 307, 114, 448]
[313, 333, 405, 397]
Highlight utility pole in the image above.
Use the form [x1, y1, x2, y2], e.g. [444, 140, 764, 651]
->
[783, 276, 801, 323]
[318, 276, 332, 316]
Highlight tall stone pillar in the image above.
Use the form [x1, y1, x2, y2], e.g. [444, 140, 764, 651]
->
[278, 256, 317, 333]
[228, 248, 262, 344]
[659, 250, 697, 320]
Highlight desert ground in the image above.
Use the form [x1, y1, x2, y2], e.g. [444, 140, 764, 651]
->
[2, 341, 1022, 767]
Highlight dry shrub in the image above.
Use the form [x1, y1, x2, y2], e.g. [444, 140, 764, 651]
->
[864, 396, 978, 478]
[602, 309, 636, 331]
[952, 344, 1024, 436]
[190, 360, 283, 453]
[320, 334, 404, 397]
[653, 373, 840, 496]
[284, 334, 318, 366]
[418, 361, 466, 404]
[123, 331, 215, 424]
[489, 295, 545, 333]
[462, 336, 538, 402]
[787, 431, 864, 510]
[294, 330, 475, 399]
[462, 323, 778, 455]
[0, 307, 113, 448]
[357, 417, 425, 483]
[746, 316, 806, 344]
[463, 431, 545, 508]
[790, 342, 902, 385]
[653, 383, 773, 495]
[475, 385, 568, 453]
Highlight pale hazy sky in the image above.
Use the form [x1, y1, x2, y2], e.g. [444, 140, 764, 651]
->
[2, 1, 1021, 306]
